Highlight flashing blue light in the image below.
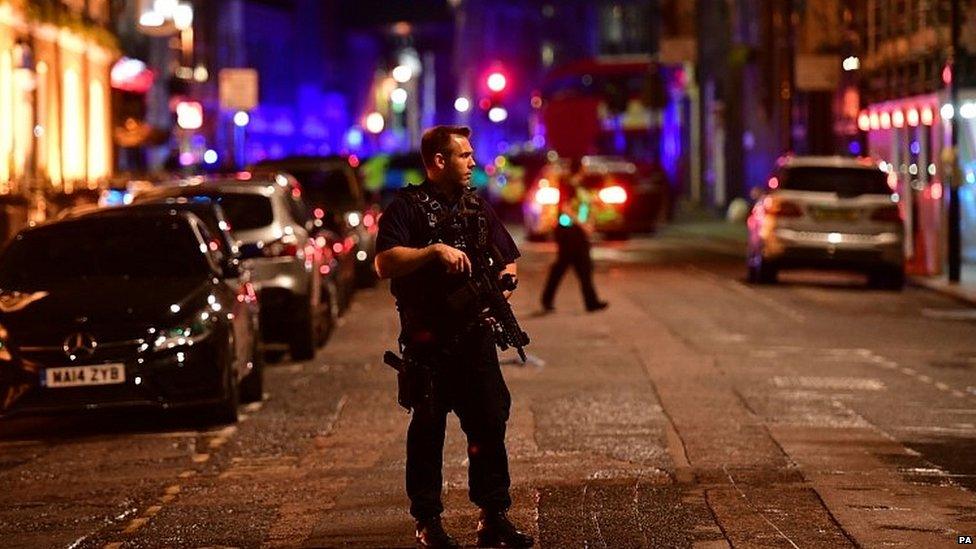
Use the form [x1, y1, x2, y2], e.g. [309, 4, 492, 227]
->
[103, 189, 126, 206]
[558, 213, 572, 227]
[910, 141, 921, 155]
[848, 141, 862, 156]
[347, 128, 364, 148]
[204, 149, 219, 165]
[967, 172, 976, 185]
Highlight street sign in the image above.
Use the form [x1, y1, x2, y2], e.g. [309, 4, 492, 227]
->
[219, 68, 259, 111]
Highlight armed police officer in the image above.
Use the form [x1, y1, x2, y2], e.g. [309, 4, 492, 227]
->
[375, 126, 534, 549]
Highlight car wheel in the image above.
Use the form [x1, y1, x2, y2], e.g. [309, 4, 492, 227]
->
[212, 363, 239, 424]
[316, 282, 338, 348]
[290, 300, 316, 361]
[868, 268, 904, 291]
[240, 339, 264, 403]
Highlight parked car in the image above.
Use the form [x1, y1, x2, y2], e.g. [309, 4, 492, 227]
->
[69, 199, 261, 377]
[136, 174, 335, 359]
[251, 156, 378, 287]
[0, 210, 261, 421]
[522, 155, 668, 240]
[746, 155, 905, 289]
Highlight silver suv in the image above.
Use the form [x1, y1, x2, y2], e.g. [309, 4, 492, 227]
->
[747, 156, 905, 289]
[136, 173, 332, 359]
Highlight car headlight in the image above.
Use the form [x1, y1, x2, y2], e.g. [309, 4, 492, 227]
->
[153, 314, 213, 350]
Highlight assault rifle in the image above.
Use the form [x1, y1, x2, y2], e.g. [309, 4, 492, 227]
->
[446, 244, 530, 362]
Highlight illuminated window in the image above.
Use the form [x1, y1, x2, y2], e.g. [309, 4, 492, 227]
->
[62, 68, 84, 186]
[0, 50, 11, 186]
[88, 80, 107, 183]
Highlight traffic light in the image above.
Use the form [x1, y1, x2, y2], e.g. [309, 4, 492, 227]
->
[483, 69, 510, 123]
[486, 71, 507, 93]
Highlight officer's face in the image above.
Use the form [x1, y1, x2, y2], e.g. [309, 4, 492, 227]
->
[436, 136, 476, 188]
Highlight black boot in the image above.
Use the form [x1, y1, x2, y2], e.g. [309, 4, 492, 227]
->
[476, 510, 535, 548]
[416, 516, 459, 548]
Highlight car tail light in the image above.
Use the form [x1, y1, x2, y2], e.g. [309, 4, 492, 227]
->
[871, 205, 902, 222]
[598, 185, 627, 204]
[534, 187, 560, 205]
[764, 197, 802, 217]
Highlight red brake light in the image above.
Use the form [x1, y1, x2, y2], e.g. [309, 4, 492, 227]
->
[598, 185, 627, 204]
[534, 186, 560, 205]
[871, 205, 902, 222]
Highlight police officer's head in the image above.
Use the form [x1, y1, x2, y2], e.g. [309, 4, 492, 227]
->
[421, 125, 476, 189]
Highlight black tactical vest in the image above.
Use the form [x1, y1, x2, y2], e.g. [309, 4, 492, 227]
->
[401, 184, 489, 268]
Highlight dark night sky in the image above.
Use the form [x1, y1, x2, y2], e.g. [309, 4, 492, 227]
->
[338, 0, 452, 27]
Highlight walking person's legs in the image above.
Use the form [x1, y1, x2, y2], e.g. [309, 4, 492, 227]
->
[540, 259, 569, 310]
[573, 256, 607, 311]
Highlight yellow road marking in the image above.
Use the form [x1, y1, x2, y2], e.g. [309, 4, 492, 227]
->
[122, 517, 148, 534]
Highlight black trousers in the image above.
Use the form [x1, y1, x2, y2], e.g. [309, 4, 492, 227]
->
[541, 253, 600, 309]
[404, 330, 513, 521]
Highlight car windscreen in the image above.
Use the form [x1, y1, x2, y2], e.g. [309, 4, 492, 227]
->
[782, 167, 890, 195]
[288, 169, 360, 212]
[166, 192, 273, 231]
[580, 173, 636, 188]
[0, 217, 210, 288]
[121, 204, 231, 252]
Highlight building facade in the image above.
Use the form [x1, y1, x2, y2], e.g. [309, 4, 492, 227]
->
[0, 0, 116, 223]
[858, 0, 976, 275]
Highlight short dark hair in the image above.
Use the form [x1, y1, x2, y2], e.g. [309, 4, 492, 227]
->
[420, 125, 471, 170]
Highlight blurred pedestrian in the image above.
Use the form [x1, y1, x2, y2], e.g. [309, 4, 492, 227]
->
[374, 125, 534, 549]
[540, 163, 608, 313]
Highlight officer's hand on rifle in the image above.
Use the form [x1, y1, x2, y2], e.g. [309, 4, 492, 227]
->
[499, 265, 517, 300]
[430, 243, 472, 274]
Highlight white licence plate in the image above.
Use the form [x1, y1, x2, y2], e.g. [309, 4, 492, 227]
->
[44, 364, 126, 388]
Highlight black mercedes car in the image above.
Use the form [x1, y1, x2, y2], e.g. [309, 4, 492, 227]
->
[0, 210, 261, 422]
